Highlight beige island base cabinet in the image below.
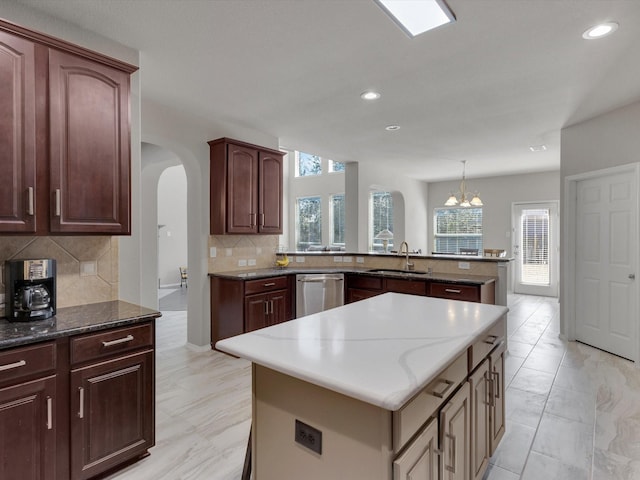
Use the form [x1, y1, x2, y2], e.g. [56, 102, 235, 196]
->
[251, 316, 506, 480]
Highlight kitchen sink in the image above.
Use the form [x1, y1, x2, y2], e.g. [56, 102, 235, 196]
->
[367, 269, 429, 275]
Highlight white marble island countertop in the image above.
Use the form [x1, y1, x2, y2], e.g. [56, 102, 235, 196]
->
[216, 293, 508, 411]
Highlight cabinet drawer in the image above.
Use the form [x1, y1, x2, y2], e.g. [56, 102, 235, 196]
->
[244, 276, 289, 295]
[430, 282, 480, 302]
[392, 351, 467, 452]
[71, 323, 154, 365]
[468, 316, 506, 372]
[346, 275, 383, 290]
[0, 342, 56, 385]
[385, 278, 427, 296]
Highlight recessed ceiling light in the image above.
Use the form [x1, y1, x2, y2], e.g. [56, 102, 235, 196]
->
[582, 22, 618, 39]
[361, 90, 381, 100]
[375, 0, 456, 38]
[529, 144, 547, 152]
[385, 125, 401, 131]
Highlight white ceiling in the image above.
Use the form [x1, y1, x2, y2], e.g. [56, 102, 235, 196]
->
[12, 0, 640, 182]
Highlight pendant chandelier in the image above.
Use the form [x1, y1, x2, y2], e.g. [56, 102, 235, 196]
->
[444, 160, 483, 207]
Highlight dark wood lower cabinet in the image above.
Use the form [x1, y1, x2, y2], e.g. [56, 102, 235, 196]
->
[245, 290, 289, 332]
[70, 350, 154, 480]
[0, 375, 56, 480]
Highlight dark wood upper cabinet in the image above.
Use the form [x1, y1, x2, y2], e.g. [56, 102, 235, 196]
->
[48, 50, 131, 234]
[0, 30, 37, 233]
[209, 137, 284, 235]
[0, 19, 137, 235]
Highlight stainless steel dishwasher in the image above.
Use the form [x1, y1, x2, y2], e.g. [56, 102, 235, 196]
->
[296, 273, 345, 318]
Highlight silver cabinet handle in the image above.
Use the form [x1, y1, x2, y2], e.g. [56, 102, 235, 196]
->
[102, 335, 134, 347]
[492, 371, 501, 399]
[445, 432, 456, 473]
[431, 378, 455, 399]
[249, 213, 256, 227]
[55, 189, 61, 217]
[78, 387, 84, 418]
[27, 187, 34, 215]
[298, 277, 344, 283]
[263, 282, 276, 287]
[0, 359, 26, 372]
[445, 288, 461, 294]
[486, 375, 495, 407]
[47, 397, 53, 430]
[259, 213, 265, 227]
[264, 301, 269, 315]
[270, 300, 274, 315]
[484, 334, 499, 345]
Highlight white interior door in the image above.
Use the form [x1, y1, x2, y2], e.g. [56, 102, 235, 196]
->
[575, 171, 637, 360]
[512, 202, 559, 296]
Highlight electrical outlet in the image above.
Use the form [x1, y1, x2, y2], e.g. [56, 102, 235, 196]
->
[295, 420, 322, 455]
[296, 256, 305, 263]
[210, 247, 217, 257]
[458, 261, 471, 270]
[248, 259, 256, 266]
[356, 257, 365, 264]
[238, 259, 247, 267]
[80, 261, 97, 276]
[333, 256, 343, 263]
[342, 256, 352, 263]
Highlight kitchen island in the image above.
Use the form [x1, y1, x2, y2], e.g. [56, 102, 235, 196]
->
[216, 293, 508, 480]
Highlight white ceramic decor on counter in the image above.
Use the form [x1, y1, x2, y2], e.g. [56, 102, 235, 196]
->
[216, 292, 508, 410]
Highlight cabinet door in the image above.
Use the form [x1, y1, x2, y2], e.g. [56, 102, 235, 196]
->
[393, 417, 439, 480]
[258, 151, 283, 234]
[70, 350, 154, 480]
[0, 375, 56, 480]
[245, 292, 269, 331]
[470, 359, 490, 480]
[489, 343, 506, 455]
[269, 289, 290, 325]
[227, 143, 259, 233]
[49, 49, 131, 234]
[0, 31, 37, 233]
[440, 382, 470, 480]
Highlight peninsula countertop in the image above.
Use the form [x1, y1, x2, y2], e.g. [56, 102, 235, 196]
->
[0, 300, 162, 350]
[216, 292, 508, 411]
[209, 266, 497, 286]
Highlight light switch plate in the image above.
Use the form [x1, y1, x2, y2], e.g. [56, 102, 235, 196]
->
[238, 259, 247, 267]
[80, 261, 97, 276]
[342, 256, 352, 263]
[458, 261, 470, 270]
[210, 247, 217, 258]
[334, 256, 343, 263]
[356, 257, 365, 264]
[295, 256, 305, 263]
[248, 259, 256, 266]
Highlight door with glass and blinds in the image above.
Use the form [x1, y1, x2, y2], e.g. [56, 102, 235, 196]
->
[512, 202, 559, 296]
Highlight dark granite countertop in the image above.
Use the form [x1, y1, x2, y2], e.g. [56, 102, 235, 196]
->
[0, 300, 161, 350]
[209, 267, 496, 286]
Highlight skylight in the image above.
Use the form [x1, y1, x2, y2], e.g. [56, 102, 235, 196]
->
[375, 0, 455, 38]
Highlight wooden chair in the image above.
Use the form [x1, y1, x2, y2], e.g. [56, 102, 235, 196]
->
[179, 267, 188, 288]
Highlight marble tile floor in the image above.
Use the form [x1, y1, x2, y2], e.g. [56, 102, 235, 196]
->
[104, 294, 640, 480]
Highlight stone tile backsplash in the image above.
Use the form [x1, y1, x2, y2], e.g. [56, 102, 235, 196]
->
[0, 236, 118, 318]
[208, 235, 280, 272]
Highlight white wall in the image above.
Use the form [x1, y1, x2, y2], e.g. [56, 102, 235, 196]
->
[560, 99, 640, 337]
[157, 166, 188, 287]
[427, 171, 560, 255]
[141, 99, 280, 347]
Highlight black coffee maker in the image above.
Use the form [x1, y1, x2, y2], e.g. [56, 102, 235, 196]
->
[4, 259, 56, 321]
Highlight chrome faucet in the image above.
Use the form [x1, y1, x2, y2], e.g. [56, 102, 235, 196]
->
[398, 241, 415, 271]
